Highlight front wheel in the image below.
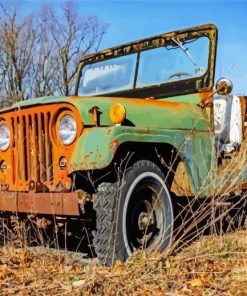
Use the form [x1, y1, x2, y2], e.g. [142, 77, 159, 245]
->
[93, 160, 174, 266]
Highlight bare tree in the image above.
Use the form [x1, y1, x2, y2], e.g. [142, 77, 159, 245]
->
[32, 21, 59, 98]
[0, 1, 107, 106]
[0, 4, 38, 104]
[40, 1, 107, 96]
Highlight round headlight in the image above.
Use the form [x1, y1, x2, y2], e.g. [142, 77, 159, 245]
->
[58, 114, 77, 145]
[0, 124, 10, 151]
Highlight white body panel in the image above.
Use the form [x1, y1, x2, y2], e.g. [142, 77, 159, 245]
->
[213, 94, 242, 151]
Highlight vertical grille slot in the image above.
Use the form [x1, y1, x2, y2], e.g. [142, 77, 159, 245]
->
[41, 113, 46, 182]
[32, 114, 38, 182]
[12, 116, 18, 186]
[44, 112, 53, 185]
[39, 113, 47, 183]
[17, 116, 22, 182]
[23, 116, 28, 182]
[48, 113, 53, 184]
[25, 115, 31, 182]
[28, 115, 34, 181]
[37, 113, 42, 182]
[10, 117, 15, 185]
[20, 116, 26, 183]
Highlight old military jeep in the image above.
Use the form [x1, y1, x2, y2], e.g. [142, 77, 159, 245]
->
[0, 24, 246, 265]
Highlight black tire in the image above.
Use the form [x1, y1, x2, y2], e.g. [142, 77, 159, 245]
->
[93, 160, 174, 266]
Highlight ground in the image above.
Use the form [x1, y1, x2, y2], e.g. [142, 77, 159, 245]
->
[0, 229, 246, 296]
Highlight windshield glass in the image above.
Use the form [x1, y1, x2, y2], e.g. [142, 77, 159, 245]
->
[78, 36, 210, 96]
[79, 54, 137, 96]
[137, 37, 209, 87]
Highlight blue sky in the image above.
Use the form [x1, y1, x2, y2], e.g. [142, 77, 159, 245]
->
[2, 0, 247, 94]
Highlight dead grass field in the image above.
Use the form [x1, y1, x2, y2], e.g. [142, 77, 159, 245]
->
[0, 227, 246, 296]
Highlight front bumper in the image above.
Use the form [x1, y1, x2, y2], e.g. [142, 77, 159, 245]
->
[0, 191, 81, 216]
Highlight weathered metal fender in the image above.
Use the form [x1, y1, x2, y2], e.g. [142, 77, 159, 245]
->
[68, 126, 215, 197]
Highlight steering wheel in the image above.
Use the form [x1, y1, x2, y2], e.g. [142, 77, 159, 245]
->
[167, 72, 192, 80]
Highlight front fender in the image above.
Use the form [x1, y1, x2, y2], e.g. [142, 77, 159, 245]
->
[69, 126, 204, 194]
[68, 126, 215, 196]
[68, 126, 185, 171]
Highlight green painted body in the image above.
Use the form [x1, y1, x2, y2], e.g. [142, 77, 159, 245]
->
[5, 93, 218, 197]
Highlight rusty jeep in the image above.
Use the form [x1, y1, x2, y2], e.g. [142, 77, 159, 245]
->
[0, 24, 246, 265]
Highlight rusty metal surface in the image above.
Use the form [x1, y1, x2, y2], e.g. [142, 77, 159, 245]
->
[0, 191, 17, 212]
[0, 103, 83, 193]
[0, 191, 80, 216]
[18, 193, 63, 215]
[79, 24, 216, 66]
[240, 96, 247, 137]
[75, 24, 217, 96]
[171, 161, 192, 196]
[63, 193, 80, 216]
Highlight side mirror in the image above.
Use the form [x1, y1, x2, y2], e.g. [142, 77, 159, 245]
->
[215, 77, 233, 95]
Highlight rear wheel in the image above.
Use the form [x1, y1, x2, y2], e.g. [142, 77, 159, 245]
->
[93, 160, 174, 266]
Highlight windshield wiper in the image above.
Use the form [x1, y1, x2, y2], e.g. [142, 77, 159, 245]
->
[171, 37, 197, 66]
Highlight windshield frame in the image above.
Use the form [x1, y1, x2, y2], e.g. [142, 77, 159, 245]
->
[75, 24, 217, 98]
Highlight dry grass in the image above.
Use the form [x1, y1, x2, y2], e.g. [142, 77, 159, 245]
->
[0, 134, 246, 295]
[0, 227, 246, 295]
[0, 185, 246, 296]
[0, 187, 246, 295]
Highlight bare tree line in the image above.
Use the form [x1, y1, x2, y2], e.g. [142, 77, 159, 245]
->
[0, 1, 107, 107]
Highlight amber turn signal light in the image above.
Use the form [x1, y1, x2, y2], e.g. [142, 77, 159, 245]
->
[109, 103, 126, 124]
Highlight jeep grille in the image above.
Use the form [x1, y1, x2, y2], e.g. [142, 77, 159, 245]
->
[12, 112, 53, 188]
[0, 103, 78, 192]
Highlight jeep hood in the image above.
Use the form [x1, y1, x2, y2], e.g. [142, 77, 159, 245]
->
[0, 94, 209, 131]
